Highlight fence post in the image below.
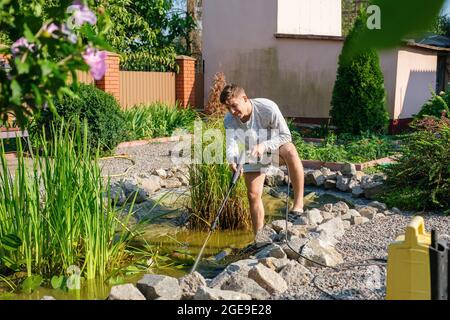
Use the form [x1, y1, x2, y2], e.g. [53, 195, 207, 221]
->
[176, 55, 196, 109]
[95, 52, 120, 103]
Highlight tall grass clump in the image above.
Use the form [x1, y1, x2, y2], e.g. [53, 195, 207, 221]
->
[0, 119, 139, 281]
[123, 102, 198, 141]
[188, 118, 251, 231]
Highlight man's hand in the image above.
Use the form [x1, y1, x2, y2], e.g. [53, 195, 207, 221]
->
[251, 143, 266, 158]
[229, 163, 243, 179]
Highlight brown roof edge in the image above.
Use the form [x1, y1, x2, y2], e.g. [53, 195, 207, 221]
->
[274, 33, 345, 41]
[176, 55, 196, 61]
[402, 40, 450, 53]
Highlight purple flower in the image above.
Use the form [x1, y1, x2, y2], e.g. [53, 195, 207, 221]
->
[82, 47, 107, 80]
[43, 23, 59, 38]
[11, 37, 35, 56]
[61, 23, 78, 44]
[67, 2, 97, 27]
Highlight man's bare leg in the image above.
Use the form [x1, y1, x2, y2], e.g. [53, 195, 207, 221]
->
[243, 172, 266, 235]
[278, 142, 304, 212]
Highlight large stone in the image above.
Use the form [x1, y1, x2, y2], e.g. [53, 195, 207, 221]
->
[359, 206, 378, 220]
[258, 257, 291, 272]
[320, 167, 333, 177]
[121, 179, 148, 203]
[306, 209, 323, 226]
[178, 271, 207, 300]
[316, 218, 345, 240]
[348, 179, 359, 191]
[342, 220, 351, 230]
[301, 239, 344, 267]
[154, 169, 167, 179]
[351, 186, 365, 198]
[324, 180, 337, 189]
[108, 284, 146, 300]
[287, 225, 309, 238]
[248, 264, 288, 295]
[305, 170, 325, 187]
[341, 163, 357, 176]
[392, 207, 402, 215]
[336, 176, 350, 192]
[194, 286, 251, 300]
[136, 274, 182, 300]
[341, 209, 361, 221]
[208, 259, 259, 289]
[367, 201, 387, 211]
[321, 211, 334, 221]
[293, 215, 309, 226]
[281, 237, 308, 259]
[271, 220, 292, 233]
[255, 243, 286, 259]
[108, 183, 126, 205]
[352, 171, 366, 182]
[161, 178, 183, 189]
[363, 182, 384, 199]
[353, 216, 370, 225]
[175, 172, 189, 186]
[331, 201, 349, 215]
[278, 261, 312, 286]
[319, 203, 333, 213]
[138, 175, 162, 195]
[220, 273, 270, 300]
[255, 225, 278, 248]
[265, 167, 285, 187]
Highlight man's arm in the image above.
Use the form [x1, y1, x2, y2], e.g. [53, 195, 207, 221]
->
[261, 107, 292, 152]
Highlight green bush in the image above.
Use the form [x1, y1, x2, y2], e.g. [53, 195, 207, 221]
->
[31, 84, 126, 153]
[330, 12, 389, 135]
[123, 102, 198, 140]
[415, 90, 450, 119]
[378, 116, 450, 213]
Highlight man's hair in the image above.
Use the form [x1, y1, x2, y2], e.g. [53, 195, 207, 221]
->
[220, 84, 245, 105]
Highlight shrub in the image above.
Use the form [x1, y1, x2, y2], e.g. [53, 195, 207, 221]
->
[30, 84, 126, 153]
[122, 102, 198, 140]
[415, 90, 450, 119]
[378, 116, 450, 213]
[204, 72, 227, 117]
[330, 12, 389, 135]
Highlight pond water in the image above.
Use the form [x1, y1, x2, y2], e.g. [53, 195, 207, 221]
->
[0, 187, 352, 300]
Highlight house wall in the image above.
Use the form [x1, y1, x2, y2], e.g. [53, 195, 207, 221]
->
[277, 0, 342, 36]
[203, 0, 437, 122]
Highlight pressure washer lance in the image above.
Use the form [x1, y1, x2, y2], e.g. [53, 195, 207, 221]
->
[190, 152, 246, 274]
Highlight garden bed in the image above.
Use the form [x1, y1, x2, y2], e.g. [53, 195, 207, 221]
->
[301, 155, 396, 171]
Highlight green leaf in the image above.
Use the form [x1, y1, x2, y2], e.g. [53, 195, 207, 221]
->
[10, 80, 22, 105]
[0, 234, 22, 251]
[39, 60, 55, 77]
[0, 255, 18, 270]
[51, 275, 65, 289]
[16, 60, 30, 75]
[21, 275, 43, 293]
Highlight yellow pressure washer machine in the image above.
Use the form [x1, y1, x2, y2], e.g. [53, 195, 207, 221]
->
[386, 216, 449, 300]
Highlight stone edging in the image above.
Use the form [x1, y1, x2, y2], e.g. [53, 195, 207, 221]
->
[117, 134, 193, 149]
[302, 156, 396, 171]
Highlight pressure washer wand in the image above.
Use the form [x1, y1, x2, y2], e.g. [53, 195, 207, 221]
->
[190, 152, 246, 274]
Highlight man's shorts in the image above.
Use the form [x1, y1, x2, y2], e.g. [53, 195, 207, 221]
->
[243, 163, 271, 174]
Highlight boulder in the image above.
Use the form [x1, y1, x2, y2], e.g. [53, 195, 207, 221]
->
[278, 261, 312, 286]
[342, 220, 351, 230]
[336, 176, 350, 192]
[341, 163, 357, 176]
[321, 211, 334, 221]
[255, 225, 278, 248]
[194, 286, 252, 300]
[138, 175, 162, 195]
[154, 169, 167, 179]
[351, 186, 365, 198]
[161, 178, 183, 189]
[392, 207, 402, 215]
[301, 239, 344, 267]
[108, 284, 146, 300]
[324, 180, 337, 189]
[248, 264, 288, 295]
[306, 209, 323, 226]
[108, 183, 126, 205]
[367, 201, 387, 211]
[363, 182, 384, 199]
[305, 170, 325, 187]
[352, 171, 366, 182]
[265, 167, 285, 187]
[281, 237, 308, 259]
[255, 243, 286, 259]
[319, 203, 333, 213]
[121, 179, 148, 203]
[359, 206, 378, 220]
[220, 273, 270, 300]
[316, 218, 345, 240]
[353, 216, 370, 225]
[271, 220, 292, 233]
[258, 257, 291, 272]
[341, 209, 361, 221]
[175, 172, 189, 186]
[208, 259, 259, 289]
[331, 201, 349, 215]
[136, 274, 182, 300]
[178, 271, 207, 300]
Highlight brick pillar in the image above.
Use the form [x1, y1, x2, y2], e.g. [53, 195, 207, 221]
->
[176, 55, 196, 108]
[95, 52, 120, 103]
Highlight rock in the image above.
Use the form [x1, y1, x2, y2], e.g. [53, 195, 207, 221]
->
[352, 171, 366, 182]
[108, 183, 126, 205]
[258, 257, 290, 272]
[353, 216, 370, 225]
[373, 173, 387, 182]
[374, 213, 386, 219]
[268, 188, 288, 199]
[161, 178, 183, 189]
[341, 163, 357, 176]
[293, 215, 309, 226]
[320, 167, 333, 177]
[305, 170, 325, 186]
[306, 209, 323, 226]
[108, 284, 146, 300]
[255, 243, 286, 259]
[391, 207, 402, 215]
[325, 173, 337, 180]
[301, 239, 344, 267]
[138, 175, 162, 195]
[342, 220, 351, 230]
[321, 211, 334, 221]
[40, 296, 56, 300]
[336, 176, 350, 192]
[208, 259, 259, 289]
[136, 274, 182, 300]
[255, 225, 278, 248]
[287, 225, 309, 238]
[324, 180, 337, 189]
[194, 286, 252, 300]
[271, 220, 292, 233]
[281, 237, 308, 259]
[319, 203, 333, 213]
[248, 264, 288, 295]
[367, 201, 387, 211]
[220, 273, 270, 300]
[363, 182, 384, 199]
[332, 201, 349, 215]
[359, 206, 378, 219]
[154, 169, 167, 179]
[278, 261, 312, 286]
[348, 179, 359, 191]
[341, 209, 360, 221]
[175, 172, 189, 186]
[360, 175, 374, 189]
[178, 271, 207, 300]
[214, 249, 232, 262]
[121, 179, 148, 203]
[351, 186, 365, 198]
[265, 167, 285, 187]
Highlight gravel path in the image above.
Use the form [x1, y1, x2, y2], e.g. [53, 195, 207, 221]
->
[273, 212, 449, 300]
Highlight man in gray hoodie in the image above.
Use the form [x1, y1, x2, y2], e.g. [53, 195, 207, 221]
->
[221, 84, 305, 235]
